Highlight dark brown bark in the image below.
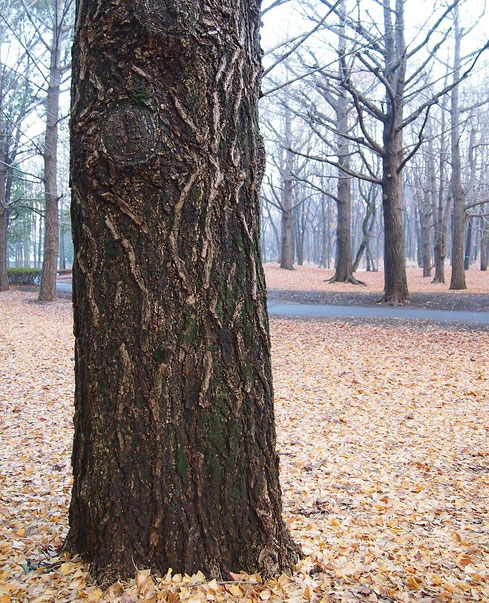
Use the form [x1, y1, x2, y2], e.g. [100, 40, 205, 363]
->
[66, 0, 298, 585]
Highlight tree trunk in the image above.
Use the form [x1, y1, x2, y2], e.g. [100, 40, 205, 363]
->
[39, 2, 62, 302]
[294, 204, 305, 266]
[381, 140, 409, 303]
[331, 189, 354, 281]
[280, 209, 294, 269]
[431, 123, 448, 284]
[353, 193, 376, 273]
[481, 218, 488, 271]
[464, 217, 473, 270]
[449, 8, 467, 290]
[0, 31, 8, 292]
[420, 189, 432, 277]
[0, 209, 7, 291]
[65, 0, 298, 585]
[327, 2, 362, 285]
[320, 196, 328, 268]
[379, 0, 409, 304]
[279, 109, 294, 270]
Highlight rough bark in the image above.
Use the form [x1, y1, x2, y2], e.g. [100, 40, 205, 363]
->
[39, 2, 62, 302]
[66, 0, 298, 585]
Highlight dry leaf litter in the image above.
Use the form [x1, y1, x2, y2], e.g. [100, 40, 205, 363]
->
[1, 290, 488, 602]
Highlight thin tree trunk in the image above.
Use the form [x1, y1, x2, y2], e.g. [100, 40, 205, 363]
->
[65, 0, 298, 585]
[353, 193, 376, 272]
[449, 7, 467, 290]
[39, 2, 62, 301]
[320, 196, 328, 268]
[431, 113, 448, 283]
[0, 209, 7, 290]
[0, 30, 8, 292]
[481, 218, 488, 271]
[464, 218, 473, 270]
[280, 108, 294, 270]
[381, 158, 409, 303]
[379, 0, 409, 304]
[328, 1, 363, 285]
[280, 209, 294, 269]
[420, 185, 432, 277]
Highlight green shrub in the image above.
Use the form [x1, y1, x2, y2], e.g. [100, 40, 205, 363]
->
[7, 268, 42, 285]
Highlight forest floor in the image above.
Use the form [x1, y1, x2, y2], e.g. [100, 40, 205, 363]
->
[264, 265, 489, 312]
[1, 290, 489, 602]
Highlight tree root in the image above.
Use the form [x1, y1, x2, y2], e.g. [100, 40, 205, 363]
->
[326, 273, 366, 286]
[376, 294, 410, 306]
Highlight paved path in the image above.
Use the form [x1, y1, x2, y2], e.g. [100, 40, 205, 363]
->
[57, 282, 489, 325]
[267, 301, 489, 324]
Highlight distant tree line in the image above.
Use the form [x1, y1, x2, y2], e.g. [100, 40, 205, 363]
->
[0, 0, 488, 305]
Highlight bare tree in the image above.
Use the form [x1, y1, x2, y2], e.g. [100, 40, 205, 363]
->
[20, 0, 74, 301]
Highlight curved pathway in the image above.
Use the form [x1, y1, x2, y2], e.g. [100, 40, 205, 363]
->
[267, 301, 489, 324]
[57, 281, 489, 325]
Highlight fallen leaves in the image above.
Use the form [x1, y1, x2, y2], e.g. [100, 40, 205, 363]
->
[1, 290, 489, 601]
[264, 263, 489, 295]
[272, 318, 489, 601]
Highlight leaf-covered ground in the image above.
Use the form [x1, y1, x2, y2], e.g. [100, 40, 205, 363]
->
[1, 291, 488, 602]
[263, 264, 489, 295]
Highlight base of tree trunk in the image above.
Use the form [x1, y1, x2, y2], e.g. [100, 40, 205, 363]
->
[280, 264, 295, 271]
[377, 292, 410, 306]
[431, 276, 445, 284]
[326, 273, 366, 286]
[63, 530, 301, 587]
[449, 283, 467, 291]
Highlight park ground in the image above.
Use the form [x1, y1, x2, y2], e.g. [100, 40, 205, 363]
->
[1, 272, 489, 601]
[264, 265, 489, 311]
